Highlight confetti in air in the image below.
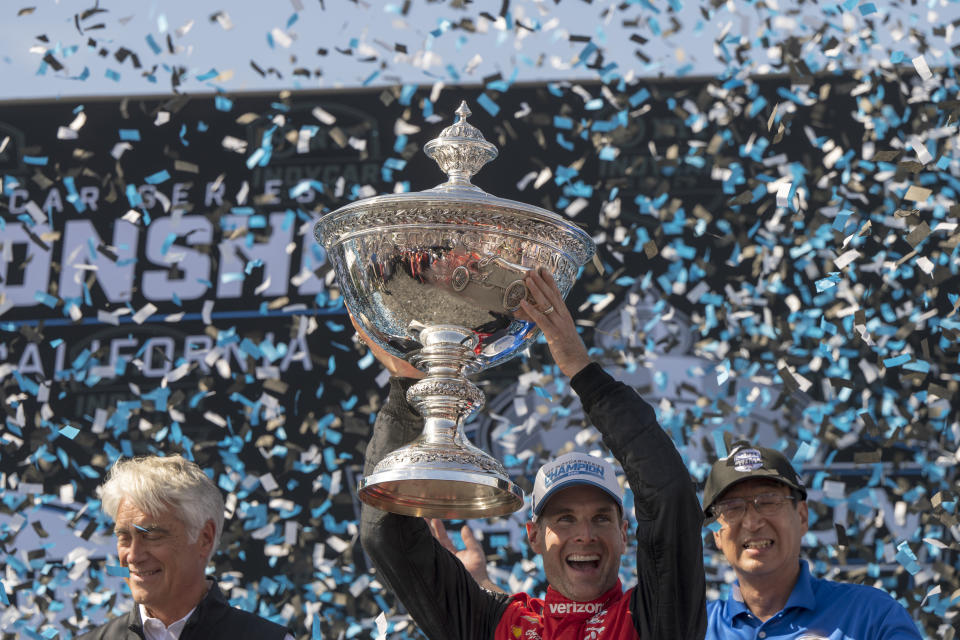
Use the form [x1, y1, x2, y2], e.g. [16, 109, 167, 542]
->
[2, 1, 959, 638]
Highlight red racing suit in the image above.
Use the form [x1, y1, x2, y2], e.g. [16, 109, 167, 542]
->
[498, 582, 639, 640]
[359, 363, 706, 640]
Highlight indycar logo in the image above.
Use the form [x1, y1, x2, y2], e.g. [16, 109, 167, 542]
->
[732, 448, 763, 472]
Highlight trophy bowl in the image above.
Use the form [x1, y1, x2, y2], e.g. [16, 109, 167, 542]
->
[315, 102, 595, 518]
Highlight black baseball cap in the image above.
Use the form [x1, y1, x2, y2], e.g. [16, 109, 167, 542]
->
[702, 441, 807, 518]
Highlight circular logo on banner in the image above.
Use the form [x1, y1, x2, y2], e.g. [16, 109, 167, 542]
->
[733, 448, 764, 472]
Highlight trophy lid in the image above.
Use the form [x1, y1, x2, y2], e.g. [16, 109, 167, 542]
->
[316, 101, 594, 267]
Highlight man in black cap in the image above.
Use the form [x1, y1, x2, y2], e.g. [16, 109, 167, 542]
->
[702, 441, 921, 640]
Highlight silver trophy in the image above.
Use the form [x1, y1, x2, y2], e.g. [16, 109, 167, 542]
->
[315, 102, 595, 518]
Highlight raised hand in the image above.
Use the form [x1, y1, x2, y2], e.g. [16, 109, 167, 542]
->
[427, 518, 506, 594]
[518, 268, 591, 378]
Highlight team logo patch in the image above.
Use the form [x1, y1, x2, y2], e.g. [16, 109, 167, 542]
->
[548, 602, 604, 614]
[733, 448, 763, 472]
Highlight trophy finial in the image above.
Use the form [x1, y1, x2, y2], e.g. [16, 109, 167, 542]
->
[424, 101, 498, 188]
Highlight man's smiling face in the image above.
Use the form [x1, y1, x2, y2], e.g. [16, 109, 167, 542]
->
[526, 484, 627, 602]
[114, 497, 214, 625]
[712, 479, 808, 585]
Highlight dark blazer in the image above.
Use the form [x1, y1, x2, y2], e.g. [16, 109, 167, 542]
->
[77, 579, 290, 639]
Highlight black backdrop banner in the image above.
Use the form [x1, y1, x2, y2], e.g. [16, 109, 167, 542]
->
[1, 73, 958, 638]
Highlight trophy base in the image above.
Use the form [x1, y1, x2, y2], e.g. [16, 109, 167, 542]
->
[358, 442, 524, 518]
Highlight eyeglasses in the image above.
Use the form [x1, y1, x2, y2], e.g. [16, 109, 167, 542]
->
[710, 493, 797, 522]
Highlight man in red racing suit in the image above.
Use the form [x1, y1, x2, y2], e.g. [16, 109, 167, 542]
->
[358, 269, 706, 640]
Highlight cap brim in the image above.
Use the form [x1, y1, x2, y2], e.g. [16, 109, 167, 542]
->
[534, 479, 623, 518]
[703, 473, 803, 518]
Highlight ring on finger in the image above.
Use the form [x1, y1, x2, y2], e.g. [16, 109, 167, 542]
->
[542, 305, 555, 315]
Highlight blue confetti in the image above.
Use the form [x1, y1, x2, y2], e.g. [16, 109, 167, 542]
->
[476, 93, 500, 116]
[58, 425, 80, 439]
[144, 170, 171, 185]
[105, 565, 130, 577]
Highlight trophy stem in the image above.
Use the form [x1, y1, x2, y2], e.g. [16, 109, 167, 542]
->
[357, 325, 524, 518]
[420, 417, 459, 447]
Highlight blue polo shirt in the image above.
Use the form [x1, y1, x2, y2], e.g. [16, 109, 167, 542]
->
[706, 561, 923, 640]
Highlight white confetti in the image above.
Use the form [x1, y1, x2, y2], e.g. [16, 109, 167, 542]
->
[254, 277, 272, 295]
[221, 136, 247, 152]
[165, 362, 192, 383]
[312, 106, 336, 124]
[175, 19, 195, 38]
[326, 536, 349, 553]
[236, 180, 250, 204]
[465, 53, 483, 74]
[833, 249, 860, 269]
[111, 142, 133, 159]
[533, 167, 552, 189]
[214, 11, 234, 30]
[284, 521, 298, 546]
[24, 200, 46, 225]
[259, 472, 279, 492]
[912, 54, 933, 80]
[132, 302, 158, 324]
[270, 28, 293, 48]
[203, 411, 227, 428]
[908, 136, 933, 164]
[349, 574, 370, 597]
[822, 480, 846, 500]
[68, 111, 86, 130]
[92, 408, 107, 433]
[775, 182, 792, 208]
[565, 197, 589, 218]
[375, 612, 388, 640]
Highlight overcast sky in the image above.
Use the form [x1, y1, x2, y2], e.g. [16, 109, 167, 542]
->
[2, 0, 958, 100]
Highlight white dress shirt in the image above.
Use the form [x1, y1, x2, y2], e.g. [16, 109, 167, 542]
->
[140, 605, 194, 640]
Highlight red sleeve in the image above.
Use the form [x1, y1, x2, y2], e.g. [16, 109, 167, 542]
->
[496, 595, 544, 640]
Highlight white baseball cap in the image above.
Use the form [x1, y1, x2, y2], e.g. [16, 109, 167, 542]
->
[531, 452, 623, 519]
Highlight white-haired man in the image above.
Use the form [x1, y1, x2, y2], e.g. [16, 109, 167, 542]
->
[78, 454, 292, 640]
[358, 269, 706, 640]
